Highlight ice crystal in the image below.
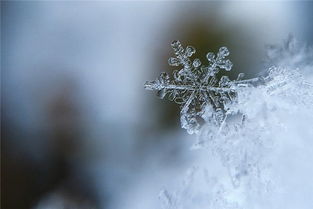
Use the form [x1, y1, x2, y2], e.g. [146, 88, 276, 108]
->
[265, 35, 313, 73]
[144, 40, 259, 134]
[144, 38, 313, 209]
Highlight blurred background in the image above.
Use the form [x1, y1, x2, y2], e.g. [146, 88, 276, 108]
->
[2, 1, 313, 209]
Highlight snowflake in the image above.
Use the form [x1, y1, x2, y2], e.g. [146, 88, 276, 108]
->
[144, 40, 260, 134]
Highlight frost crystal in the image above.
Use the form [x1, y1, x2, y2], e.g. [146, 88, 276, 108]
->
[145, 40, 259, 134]
[144, 38, 313, 209]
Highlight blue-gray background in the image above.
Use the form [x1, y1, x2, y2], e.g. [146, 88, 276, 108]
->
[2, 1, 313, 209]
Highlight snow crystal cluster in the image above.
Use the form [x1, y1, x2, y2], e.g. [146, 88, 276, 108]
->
[145, 38, 313, 209]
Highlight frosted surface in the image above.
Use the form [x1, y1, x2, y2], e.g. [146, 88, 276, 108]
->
[145, 38, 313, 209]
